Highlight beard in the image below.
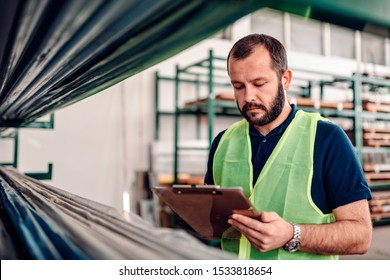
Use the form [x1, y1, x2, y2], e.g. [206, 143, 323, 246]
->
[238, 82, 285, 126]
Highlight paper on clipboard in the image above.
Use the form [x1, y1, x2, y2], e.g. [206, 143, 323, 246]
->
[152, 185, 255, 240]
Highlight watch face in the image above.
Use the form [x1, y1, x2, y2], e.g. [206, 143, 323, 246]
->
[288, 240, 300, 252]
[284, 240, 300, 252]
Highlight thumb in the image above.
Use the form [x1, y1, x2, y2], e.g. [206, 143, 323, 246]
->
[260, 211, 281, 223]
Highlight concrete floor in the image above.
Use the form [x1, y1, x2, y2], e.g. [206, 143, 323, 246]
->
[340, 224, 390, 260]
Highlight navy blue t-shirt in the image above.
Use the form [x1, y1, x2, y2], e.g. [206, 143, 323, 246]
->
[204, 104, 372, 214]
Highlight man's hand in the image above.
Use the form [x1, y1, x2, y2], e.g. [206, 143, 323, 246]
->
[228, 200, 372, 255]
[228, 211, 293, 252]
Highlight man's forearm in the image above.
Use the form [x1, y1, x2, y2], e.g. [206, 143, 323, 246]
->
[300, 216, 372, 255]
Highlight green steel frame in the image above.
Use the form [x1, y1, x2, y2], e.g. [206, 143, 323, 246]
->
[20, 113, 55, 129]
[155, 51, 390, 225]
[295, 73, 390, 226]
[154, 50, 241, 184]
[0, 113, 55, 180]
[0, 131, 18, 168]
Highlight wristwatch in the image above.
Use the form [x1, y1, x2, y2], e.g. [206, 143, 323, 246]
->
[283, 223, 301, 252]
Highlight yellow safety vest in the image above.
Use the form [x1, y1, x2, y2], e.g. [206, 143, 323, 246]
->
[213, 110, 337, 260]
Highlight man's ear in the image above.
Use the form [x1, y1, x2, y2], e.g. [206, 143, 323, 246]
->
[282, 69, 292, 90]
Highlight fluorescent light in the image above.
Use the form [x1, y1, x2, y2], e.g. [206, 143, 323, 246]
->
[122, 191, 130, 213]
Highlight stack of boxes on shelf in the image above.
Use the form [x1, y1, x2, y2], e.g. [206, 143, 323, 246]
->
[362, 86, 390, 114]
[154, 51, 390, 226]
[369, 192, 390, 223]
[285, 73, 390, 224]
[360, 85, 390, 223]
[362, 120, 390, 184]
[363, 121, 390, 148]
[361, 85, 390, 187]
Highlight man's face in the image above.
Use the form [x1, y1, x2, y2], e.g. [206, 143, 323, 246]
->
[228, 46, 286, 127]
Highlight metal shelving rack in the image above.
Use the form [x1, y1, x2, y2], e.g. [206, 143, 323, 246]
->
[155, 50, 241, 184]
[0, 113, 55, 180]
[155, 51, 390, 225]
[303, 73, 390, 225]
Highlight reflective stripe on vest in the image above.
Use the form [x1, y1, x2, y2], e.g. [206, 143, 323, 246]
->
[213, 110, 337, 260]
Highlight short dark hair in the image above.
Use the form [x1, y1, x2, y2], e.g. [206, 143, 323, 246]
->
[227, 34, 288, 79]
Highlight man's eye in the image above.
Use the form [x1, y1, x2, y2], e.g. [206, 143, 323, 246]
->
[255, 83, 265, 87]
[234, 85, 243, 90]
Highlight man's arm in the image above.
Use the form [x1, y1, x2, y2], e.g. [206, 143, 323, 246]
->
[300, 199, 372, 255]
[228, 199, 372, 255]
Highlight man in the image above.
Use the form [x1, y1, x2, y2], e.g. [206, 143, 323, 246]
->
[204, 34, 372, 260]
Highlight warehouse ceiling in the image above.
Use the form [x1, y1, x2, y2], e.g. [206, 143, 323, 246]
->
[0, 0, 389, 128]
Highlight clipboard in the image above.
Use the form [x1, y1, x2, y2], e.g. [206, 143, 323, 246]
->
[152, 185, 256, 240]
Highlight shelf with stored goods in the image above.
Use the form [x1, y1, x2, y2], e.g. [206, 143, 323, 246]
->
[154, 50, 390, 225]
[154, 51, 322, 186]
[154, 50, 243, 187]
[316, 73, 390, 225]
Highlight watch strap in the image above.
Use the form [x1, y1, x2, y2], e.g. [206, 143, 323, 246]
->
[283, 223, 301, 252]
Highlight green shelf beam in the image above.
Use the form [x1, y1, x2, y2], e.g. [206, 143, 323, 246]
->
[207, 49, 215, 146]
[25, 163, 53, 181]
[154, 72, 160, 141]
[177, 147, 209, 151]
[155, 51, 390, 220]
[0, 115, 54, 181]
[353, 73, 364, 164]
[368, 182, 390, 190]
[173, 65, 180, 183]
[156, 74, 230, 86]
[362, 147, 390, 154]
[19, 113, 55, 129]
[298, 106, 356, 118]
[361, 111, 390, 121]
[0, 131, 18, 168]
[372, 219, 390, 226]
[155, 50, 237, 184]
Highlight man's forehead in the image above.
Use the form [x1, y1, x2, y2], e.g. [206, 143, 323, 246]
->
[229, 46, 271, 67]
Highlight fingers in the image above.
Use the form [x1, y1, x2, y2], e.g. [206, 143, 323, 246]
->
[228, 213, 263, 233]
[228, 211, 281, 227]
[228, 214, 270, 252]
[260, 211, 281, 222]
[229, 213, 261, 226]
[227, 212, 290, 252]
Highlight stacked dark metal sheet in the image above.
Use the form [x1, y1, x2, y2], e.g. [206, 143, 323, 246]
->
[0, 166, 234, 259]
[0, 0, 263, 128]
[2, 0, 388, 128]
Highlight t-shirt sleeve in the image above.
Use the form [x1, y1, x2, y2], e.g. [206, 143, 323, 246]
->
[315, 121, 372, 211]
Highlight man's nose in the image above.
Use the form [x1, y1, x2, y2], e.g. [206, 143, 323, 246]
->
[244, 86, 257, 102]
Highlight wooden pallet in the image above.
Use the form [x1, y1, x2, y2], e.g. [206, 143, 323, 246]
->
[364, 132, 390, 141]
[157, 173, 204, 186]
[371, 212, 390, 222]
[363, 129, 390, 147]
[363, 100, 390, 113]
[184, 93, 234, 107]
[369, 199, 390, 207]
[364, 127, 390, 134]
[363, 129, 390, 149]
[184, 95, 355, 110]
[365, 172, 390, 182]
[289, 97, 353, 110]
[364, 164, 390, 173]
[364, 139, 390, 147]
[369, 191, 390, 222]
